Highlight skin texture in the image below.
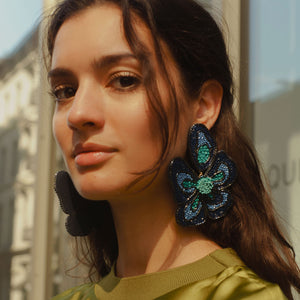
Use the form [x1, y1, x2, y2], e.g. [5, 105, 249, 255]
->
[50, 4, 223, 277]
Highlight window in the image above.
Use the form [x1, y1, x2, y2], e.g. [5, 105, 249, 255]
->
[249, 0, 300, 265]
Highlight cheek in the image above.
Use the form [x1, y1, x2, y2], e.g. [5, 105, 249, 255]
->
[117, 106, 161, 165]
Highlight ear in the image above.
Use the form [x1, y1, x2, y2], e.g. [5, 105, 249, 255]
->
[192, 80, 223, 129]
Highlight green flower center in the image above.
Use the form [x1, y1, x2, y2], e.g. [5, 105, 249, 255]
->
[196, 177, 213, 194]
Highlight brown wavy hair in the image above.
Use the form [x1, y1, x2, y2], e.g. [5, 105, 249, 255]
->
[46, 0, 300, 298]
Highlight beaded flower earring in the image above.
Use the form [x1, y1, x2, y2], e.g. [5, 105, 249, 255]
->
[169, 124, 237, 226]
[54, 171, 103, 236]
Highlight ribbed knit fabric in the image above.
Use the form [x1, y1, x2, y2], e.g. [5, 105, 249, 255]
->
[52, 248, 287, 300]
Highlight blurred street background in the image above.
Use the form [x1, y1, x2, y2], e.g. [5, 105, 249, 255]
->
[0, 0, 299, 299]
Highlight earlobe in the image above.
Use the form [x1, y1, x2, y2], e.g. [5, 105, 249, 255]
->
[193, 80, 223, 129]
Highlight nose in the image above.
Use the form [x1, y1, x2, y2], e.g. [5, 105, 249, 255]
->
[67, 82, 105, 131]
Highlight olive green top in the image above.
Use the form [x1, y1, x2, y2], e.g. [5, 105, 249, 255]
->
[52, 248, 287, 300]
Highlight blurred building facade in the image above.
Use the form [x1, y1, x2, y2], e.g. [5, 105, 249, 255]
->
[0, 29, 40, 300]
[0, 22, 79, 298]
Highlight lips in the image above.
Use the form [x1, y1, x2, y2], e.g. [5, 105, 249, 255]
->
[72, 143, 116, 167]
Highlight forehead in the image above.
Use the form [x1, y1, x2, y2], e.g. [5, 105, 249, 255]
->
[51, 4, 152, 70]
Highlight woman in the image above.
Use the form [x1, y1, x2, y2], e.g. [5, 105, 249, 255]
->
[47, 0, 300, 299]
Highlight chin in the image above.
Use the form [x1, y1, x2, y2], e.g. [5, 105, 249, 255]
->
[74, 179, 118, 200]
[70, 172, 132, 201]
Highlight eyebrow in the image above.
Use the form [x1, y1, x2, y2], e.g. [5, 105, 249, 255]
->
[48, 53, 138, 81]
[48, 68, 75, 81]
[91, 53, 138, 71]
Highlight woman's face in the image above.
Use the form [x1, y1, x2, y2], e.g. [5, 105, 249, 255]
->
[50, 4, 192, 200]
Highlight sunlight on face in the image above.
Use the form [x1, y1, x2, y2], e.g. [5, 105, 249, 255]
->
[50, 4, 191, 201]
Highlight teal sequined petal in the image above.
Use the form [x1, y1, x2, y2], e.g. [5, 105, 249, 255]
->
[211, 171, 224, 182]
[197, 145, 210, 164]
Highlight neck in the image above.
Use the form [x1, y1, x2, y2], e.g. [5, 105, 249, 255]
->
[110, 181, 220, 277]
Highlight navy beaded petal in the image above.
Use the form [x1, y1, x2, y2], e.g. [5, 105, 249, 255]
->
[206, 191, 231, 211]
[206, 151, 237, 189]
[176, 196, 206, 226]
[184, 196, 202, 220]
[188, 123, 217, 172]
[207, 192, 233, 220]
[169, 158, 199, 205]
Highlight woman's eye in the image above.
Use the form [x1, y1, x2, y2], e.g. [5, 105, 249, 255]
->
[109, 72, 141, 91]
[52, 86, 76, 101]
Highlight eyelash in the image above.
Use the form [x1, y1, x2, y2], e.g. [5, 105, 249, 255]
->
[108, 71, 141, 92]
[50, 71, 141, 102]
[49, 85, 76, 103]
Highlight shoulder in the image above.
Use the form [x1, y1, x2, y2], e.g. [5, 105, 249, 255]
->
[207, 250, 287, 300]
[51, 282, 98, 300]
[160, 249, 287, 300]
[210, 265, 287, 299]
[161, 265, 287, 300]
